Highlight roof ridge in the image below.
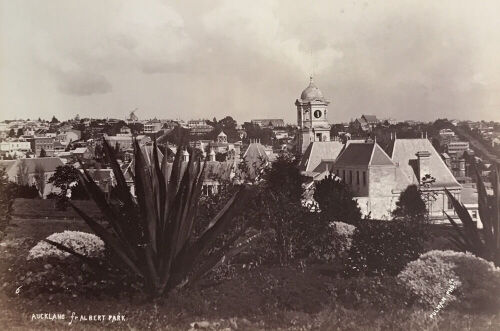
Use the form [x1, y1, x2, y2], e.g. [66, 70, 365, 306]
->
[368, 143, 376, 165]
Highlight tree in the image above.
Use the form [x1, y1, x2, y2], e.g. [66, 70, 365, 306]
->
[39, 148, 47, 158]
[33, 163, 46, 197]
[263, 151, 303, 202]
[50, 116, 60, 124]
[0, 168, 14, 234]
[392, 184, 428, 222]
[48, 165, 80, 198]
[16, 160, 29, 186]
[16, 128, 23, 137]
[313, 173, 362, 224]
[8, 129, 15, 138]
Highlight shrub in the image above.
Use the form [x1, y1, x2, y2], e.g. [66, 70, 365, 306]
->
[333, 275, 411, 310]
[309, 221, 356, 263]
[346, 220, 426, 276]
[398, 250, 500, 312]
[0, 168, 14, 236]
[313, 174, 362, 225]
[28, 231, 105, 260]
[392, 184, 428, 222]
[332, 221, 356, 254]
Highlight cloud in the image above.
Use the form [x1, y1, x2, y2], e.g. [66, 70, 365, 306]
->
[109, 0, 193, 74]
[2, 0, 500, 121]
[202, 0, 343, 76]
[56, 71, 112, 96]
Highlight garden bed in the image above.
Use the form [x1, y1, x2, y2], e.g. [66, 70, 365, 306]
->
[0, 216, 499, 330]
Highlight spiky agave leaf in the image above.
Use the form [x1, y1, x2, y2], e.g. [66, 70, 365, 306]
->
[445, 161, 500, 266]
[62, 138, 251, 297]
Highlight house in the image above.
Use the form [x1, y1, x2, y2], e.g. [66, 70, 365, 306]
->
[446, 141, 470, 157]
[71, 147, 92, 159]
[1, 157, 64, 198]
[298, 140, 344, 177]
[353, 115, 379, 132]
[207, 131, 241, 162]
[144, 119, 162, 133]
[326, 138, 465, 221]
[0, 139, 32, 156]
[389, 138, 462, 221]
[28, 136, 55, 156]
[121, 147, 236, 196]
[332, 141, 410, 219]
[461, 183, 481, 228]
[104, 134, 150, 151]
[251, 119, 285, 128]
[56, 129, 81, 145]
[84, 168, 116, 196]
[240, 141, 272, 181]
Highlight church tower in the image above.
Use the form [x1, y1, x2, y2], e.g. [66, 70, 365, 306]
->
[296, 76, 331, 154]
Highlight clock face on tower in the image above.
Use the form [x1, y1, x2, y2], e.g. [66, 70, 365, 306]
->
[314, 109, 322, 119]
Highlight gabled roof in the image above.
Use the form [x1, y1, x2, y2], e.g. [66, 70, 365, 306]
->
[391, 138, 461, 188]
[298, 141, 344, 173]
[335, 142, 394, 167]
[361, 115, 379, 123]
[0, 160, 16, 173]
[370, 143, 394, 166]
[72, 147, 88, 154]
[335, 143, 374, 167]
[6, 157, 64, 177]
[242, 142, 269, 180]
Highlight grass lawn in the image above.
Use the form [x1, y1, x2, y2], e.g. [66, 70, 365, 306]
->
[0, 200, 499, 330]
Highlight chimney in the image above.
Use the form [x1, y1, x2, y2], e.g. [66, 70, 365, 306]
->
[182, 149, 189, 162]
[416, 151, 431, 182]
[209, 148, 216, 161]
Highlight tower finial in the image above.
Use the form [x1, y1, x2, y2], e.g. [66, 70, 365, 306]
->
[309, 75, 313, 84]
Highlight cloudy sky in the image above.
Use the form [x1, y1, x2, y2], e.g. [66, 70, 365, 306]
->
[1, 0, 500, 123]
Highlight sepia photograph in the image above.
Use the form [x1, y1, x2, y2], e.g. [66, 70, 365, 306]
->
[1, 0, 500, 330]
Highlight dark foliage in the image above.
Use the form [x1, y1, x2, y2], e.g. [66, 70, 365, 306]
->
[7, 183, 40, 199]
[242, 122, 274, 146]
[333, 276, 412, 310]
[0, 169, 14, 235]
[313, 174, 362, 225]
[346, 220, 426, 276]
[392, 184, 428, 222]
[445, 162, 500, 266]
[263, 151, 304, 202]
[45, 139, 253, 297]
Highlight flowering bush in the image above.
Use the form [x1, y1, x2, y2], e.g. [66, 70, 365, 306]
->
[332, 221, 356, 253]
[27, 231, 105, 260]
[398, 250, 500, 312]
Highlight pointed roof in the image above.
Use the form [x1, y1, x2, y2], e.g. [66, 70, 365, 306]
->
[370, 143, 394, 166]
[298, 141, 344, 173]
[335, 142, 394, 167]
[242, 142, 269, 180]
[391, 138, 461, 188]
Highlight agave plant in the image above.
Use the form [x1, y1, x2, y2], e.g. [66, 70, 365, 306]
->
[45, 139, 253, 297]
[445, 162, 500, 267]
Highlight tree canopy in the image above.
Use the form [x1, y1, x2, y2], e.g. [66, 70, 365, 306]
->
[392, 184, 428, 222]
[50, 115, 60, 124]
[313, 173, 362, 224]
